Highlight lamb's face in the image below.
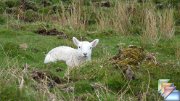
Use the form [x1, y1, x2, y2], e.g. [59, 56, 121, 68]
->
[73, 37, 99, 58]
[77, 42, 92, 58]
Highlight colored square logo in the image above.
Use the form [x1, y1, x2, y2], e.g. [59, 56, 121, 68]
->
[158, 79, 180, 101]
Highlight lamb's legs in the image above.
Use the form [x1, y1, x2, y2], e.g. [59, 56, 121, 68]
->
[64, 60, 76, 83]
[64, 67, 74, 83]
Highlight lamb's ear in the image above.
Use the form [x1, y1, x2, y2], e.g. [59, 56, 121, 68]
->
[91, 39, 99, 48]
[73, 37, 80, 46]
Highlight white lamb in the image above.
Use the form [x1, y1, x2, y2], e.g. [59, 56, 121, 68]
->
[44, 37, 99, 67]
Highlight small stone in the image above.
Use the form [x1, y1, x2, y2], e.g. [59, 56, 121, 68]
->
[125, 65, 135, 80]
[19, 43, 28, 50]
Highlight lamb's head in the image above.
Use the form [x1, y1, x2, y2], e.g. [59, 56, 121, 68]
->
[73, 37, 99, 58]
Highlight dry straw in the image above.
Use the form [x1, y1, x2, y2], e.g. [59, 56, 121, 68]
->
[58, 1, 87, 31]
[159, 9, 175, 39]
[141, 8, 160, 45]
[112, 1, 130, 35]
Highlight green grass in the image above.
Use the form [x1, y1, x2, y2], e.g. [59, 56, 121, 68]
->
[0, 24, 179, 100]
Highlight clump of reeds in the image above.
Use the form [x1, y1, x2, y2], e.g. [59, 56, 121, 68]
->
[58, 1, 87, 31]
[141, 8, 160, 45]
[111, 1, 131, 35]
[159, 9, 175, 39]
[141, 3, 175, 45]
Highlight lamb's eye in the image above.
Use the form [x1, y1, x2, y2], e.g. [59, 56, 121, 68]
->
[90, 47, 92, 49]
[78, 46, 81, 48]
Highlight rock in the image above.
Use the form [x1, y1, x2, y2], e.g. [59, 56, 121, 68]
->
[19, 43, 28, 50]
[125, 65, 135, 80]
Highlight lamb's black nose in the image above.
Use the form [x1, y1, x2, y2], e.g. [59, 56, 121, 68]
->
[83, 53, 87, 56]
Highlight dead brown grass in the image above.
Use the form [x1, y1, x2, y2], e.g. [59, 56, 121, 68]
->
[141, 8, 160, 45]
[58, 1, 87, 31]
[111, 1, 130, 35]
[159, 9, 175, 39]
[2, 1, 176, 43]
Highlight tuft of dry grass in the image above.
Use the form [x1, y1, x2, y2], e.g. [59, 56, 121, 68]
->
[140, 5, 175, 45]
[96, 10, 110, 32]
[159, 9, 175, 39]
[141, 8, 160, 45]
[1, 0, 176, 39]
[58, 1, 87, 31]
[111, 1, 131, 35]
[96, 1, 135, 35]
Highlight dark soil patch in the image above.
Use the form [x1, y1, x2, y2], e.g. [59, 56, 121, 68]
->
[31, 70, 67, 87]
[20, 0, 38, 11]
[56, 67, 64, 72]
[94, 1, 111, 7]
[35, 28, 68, 39]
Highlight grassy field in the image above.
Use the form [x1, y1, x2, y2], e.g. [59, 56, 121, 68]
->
[0, 0, 180, 101]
